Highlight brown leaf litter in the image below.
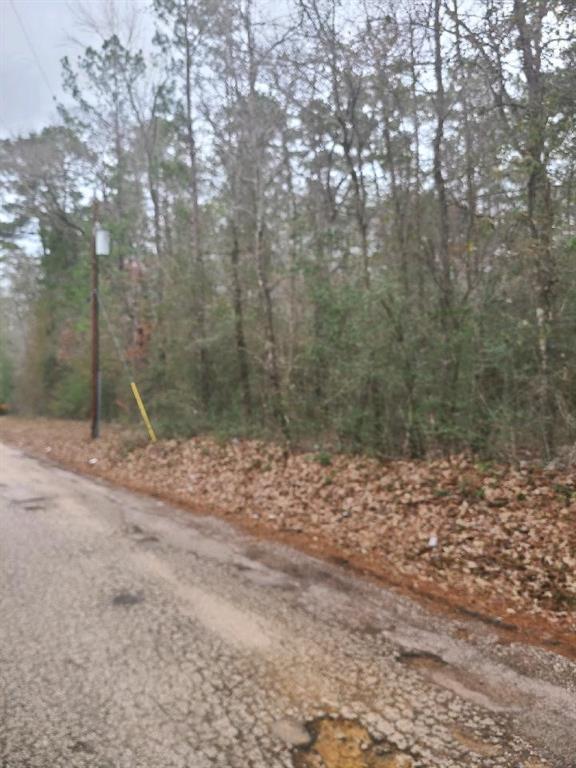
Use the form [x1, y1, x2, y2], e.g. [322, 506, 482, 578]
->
[1, 417, 574, 655]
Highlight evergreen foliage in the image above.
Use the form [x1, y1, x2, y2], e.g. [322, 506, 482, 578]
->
[1, 0, 575, 458]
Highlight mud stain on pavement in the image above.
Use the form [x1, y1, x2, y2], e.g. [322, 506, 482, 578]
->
[292, 717, 414, 768]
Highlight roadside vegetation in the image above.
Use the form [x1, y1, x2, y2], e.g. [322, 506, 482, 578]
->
[1, 1, 576, 461]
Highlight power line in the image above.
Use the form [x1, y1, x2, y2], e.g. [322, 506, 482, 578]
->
[8, 0, 57, 101]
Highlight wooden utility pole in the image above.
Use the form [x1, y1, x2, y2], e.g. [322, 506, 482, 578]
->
[91, 200, 100, 439]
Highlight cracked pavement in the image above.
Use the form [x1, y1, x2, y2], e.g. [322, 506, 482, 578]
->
[0, 442, 575, 767]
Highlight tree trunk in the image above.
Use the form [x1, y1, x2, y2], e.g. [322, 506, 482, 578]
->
[513, 0, 556, 455]
[230, 224, 252, 420]
[184, 5, 211, 410]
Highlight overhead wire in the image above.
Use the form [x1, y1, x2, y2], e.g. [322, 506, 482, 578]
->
[8, 0, 58, 101]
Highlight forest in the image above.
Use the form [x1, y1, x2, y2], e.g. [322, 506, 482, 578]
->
[1, 0, 575, 460]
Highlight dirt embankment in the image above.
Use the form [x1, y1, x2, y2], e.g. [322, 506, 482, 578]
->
[1, 417, 575, 653]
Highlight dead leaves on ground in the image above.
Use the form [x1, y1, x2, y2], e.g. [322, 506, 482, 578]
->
[1, 417, 574, 631]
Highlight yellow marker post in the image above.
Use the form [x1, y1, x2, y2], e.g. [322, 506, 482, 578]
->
[130, 381, 157, 443]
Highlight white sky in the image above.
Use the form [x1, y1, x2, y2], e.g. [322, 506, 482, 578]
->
[0, 0, 289, 138]
[0, 0, 145, 136]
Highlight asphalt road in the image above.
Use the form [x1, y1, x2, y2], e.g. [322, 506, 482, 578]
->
[0, 441, 575, 768]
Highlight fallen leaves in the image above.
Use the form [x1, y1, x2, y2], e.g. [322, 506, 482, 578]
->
[1, 417, 574, 633]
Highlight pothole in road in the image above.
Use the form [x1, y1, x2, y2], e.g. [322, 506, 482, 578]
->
[15, 496, 49, 512]
[70, 740, 95, 754]
[112, 590, 144, 607]
[292, 717, 414, 768]
[397, 650, 447, 671]
[398, 649, 524, 712]
[126, 524, 160, 544]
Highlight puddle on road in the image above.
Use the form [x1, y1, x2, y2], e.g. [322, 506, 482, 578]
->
[292, 717, 413, 768]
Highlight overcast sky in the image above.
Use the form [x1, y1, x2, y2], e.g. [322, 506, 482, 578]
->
[0, 0, 288, 139]
[0, 0, 159, 137]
